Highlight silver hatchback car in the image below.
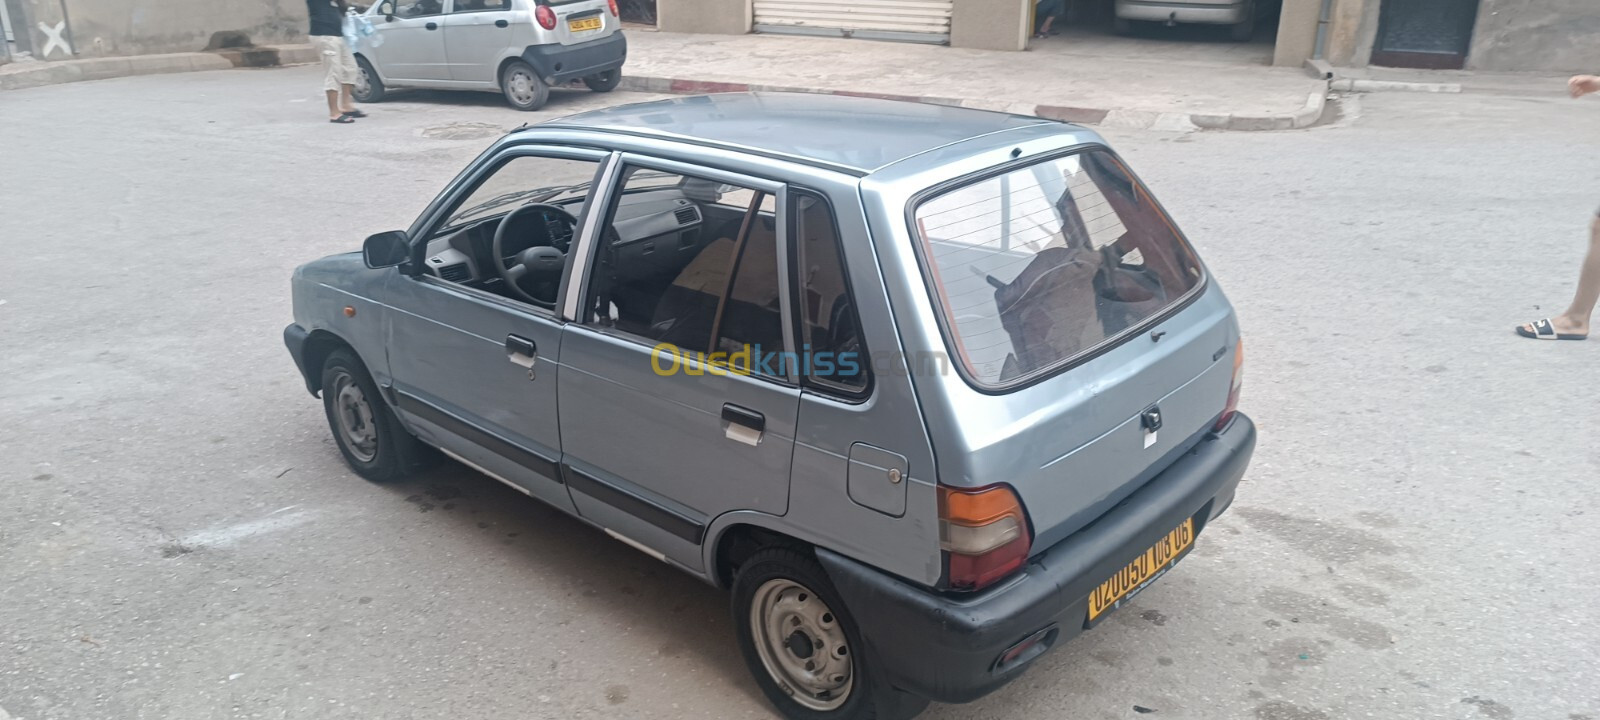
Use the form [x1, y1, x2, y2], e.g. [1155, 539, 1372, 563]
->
[283, 94, 1254, 719]
[352, 0, 625, 110]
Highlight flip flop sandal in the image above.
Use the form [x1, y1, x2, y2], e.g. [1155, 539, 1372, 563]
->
[344, 109, 369, 118]
[1515, 318, 1587, 341]
[329, 115, 357, 124]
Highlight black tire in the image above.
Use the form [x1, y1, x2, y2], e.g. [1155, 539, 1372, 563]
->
[1229, 16, 1256, 41]
[1112, 17, 1133, 35]
[353, 56, 386, 103]
[584, 69, 621, 93]
[500, 59, 550, 111]
[320, 348, 419, 482]
[732, 547, 930, 720]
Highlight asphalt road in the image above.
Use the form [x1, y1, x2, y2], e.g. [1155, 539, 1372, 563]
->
[2, 66, 1596, 720]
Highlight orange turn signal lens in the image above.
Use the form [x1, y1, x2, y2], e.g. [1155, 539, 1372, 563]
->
[939, 485, 1032, 591]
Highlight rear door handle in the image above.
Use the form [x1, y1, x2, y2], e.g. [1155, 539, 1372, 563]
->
[721, 403, 765, 447]
[507, 334, 537, 376]
[495, 18, 509, 27]
[425, 21, 438, 30]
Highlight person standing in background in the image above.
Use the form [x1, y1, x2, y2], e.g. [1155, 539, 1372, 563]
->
[1516, 74, 1600, 340]
[1034, 0, 1065, 39]
[308, 0, 366, 123]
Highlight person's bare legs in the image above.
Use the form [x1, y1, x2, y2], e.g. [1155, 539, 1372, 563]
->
[339, 83, 357, 115]
[1550, 216, 1600, 335]
[325, 89, 343, 121]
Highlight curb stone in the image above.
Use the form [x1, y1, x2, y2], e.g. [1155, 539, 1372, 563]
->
[0, 44, 316, 92]
[619, 75, 1331, 132]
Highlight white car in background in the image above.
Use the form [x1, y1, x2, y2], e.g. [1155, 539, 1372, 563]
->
[353, 0, 626, 111]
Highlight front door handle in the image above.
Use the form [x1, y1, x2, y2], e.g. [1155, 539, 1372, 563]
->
[507, 334, 537, 376]
[425, 21, 439, 30]
[495, 18, 509, 27]
[721, 403, 765, 447]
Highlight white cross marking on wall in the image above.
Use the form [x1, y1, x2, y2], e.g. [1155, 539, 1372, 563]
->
[39, 20, 71, 58]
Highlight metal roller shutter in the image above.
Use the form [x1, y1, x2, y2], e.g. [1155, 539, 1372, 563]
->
[753, 0, 953, 44]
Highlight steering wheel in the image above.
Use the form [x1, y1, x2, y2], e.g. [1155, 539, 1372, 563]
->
[493, 203, 578, 307]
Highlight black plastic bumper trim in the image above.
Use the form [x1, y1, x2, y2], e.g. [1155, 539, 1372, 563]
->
[817, 414, 1256, 704]
[520, 32, 626, 85]
[282, 323, 317, 397]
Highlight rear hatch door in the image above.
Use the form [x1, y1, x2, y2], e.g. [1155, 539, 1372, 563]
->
[910, 147, 1239, 551]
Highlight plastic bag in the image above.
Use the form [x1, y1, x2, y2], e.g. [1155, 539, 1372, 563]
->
[344, 9, 383, 51]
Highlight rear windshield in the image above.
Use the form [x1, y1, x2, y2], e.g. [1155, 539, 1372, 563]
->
[912, 149, 1204, 388]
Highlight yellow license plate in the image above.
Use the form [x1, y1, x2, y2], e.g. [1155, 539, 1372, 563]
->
[568, 17, 602, 31]
[1087, 517, 1195, 622]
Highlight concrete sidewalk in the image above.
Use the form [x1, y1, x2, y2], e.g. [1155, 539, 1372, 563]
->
[620, 30, 1331, 132]
[0, 44, 316, 92]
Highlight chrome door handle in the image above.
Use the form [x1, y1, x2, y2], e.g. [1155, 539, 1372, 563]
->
[721, 403, 764, 447]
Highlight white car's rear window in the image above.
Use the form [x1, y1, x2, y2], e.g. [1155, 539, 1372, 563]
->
[912, 149, 1204, 387]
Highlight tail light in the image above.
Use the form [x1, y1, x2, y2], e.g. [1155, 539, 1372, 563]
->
[1215, 339, 1243, 431]
[939, 484, 1031, 591]
[607, 0, 618, 15]
[535, 4, 557, 29]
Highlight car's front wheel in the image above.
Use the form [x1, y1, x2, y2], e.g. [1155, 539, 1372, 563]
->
[584, 69, 621, 93]
[732, 547, 929, 720]
[353, 56, 386, 103]
[320, 348, 418, 482]
[501, 60, 550, 111]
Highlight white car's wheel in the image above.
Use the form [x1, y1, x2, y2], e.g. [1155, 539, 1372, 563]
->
[501, 60, 550, 111]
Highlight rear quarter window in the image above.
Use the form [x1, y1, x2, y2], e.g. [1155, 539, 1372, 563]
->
[912, 148, 1204, 388]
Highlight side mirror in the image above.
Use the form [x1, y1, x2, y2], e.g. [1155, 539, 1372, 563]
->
[363, 230, 411, 269]
[379, 2, 395, 18]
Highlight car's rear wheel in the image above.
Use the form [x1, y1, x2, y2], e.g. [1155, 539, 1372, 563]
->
[320, 348, 418, 482]
[584, 69, 621, 93]
[732, 547, 929, 720]
[501, 60, 550, 111]
[353, 56, 386, 103]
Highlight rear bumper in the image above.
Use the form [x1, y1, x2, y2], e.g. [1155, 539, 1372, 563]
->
[1115, 0, 1249, 24]
[818, 414, 1256, 704]
[521, 32, 626, 85]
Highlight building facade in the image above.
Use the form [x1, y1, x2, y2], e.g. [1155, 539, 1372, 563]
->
[660, 0, 1600, 73]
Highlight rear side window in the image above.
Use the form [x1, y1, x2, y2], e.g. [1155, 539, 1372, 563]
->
[912, 149, 1204, 387]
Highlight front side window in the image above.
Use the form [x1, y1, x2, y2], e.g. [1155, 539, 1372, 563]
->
[449, 0, 509, 12]
[441, 155, 599, 230]
[912, 149, 1203, 387]
[394, 0, 444, 17]
[587, 167, 786, 377]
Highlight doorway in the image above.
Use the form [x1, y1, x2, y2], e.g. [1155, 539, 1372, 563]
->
[1372, 0, 1480, 70]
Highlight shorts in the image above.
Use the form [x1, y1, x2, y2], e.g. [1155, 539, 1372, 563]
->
[315, 35, 358, 91]
[1036, 0, 1067, 20]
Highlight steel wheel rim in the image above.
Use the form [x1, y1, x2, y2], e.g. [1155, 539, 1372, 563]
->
[749, 578, 853, 711]
[507, 69, 537, 105]
[356, 65, 373, 98]
[331, 370, 378, 462]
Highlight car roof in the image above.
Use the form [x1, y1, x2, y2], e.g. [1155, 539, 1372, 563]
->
[536, 93, 1058, 176]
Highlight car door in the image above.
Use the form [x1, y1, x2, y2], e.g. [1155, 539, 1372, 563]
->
[441, 0, 517, 84]
[557, 157, 800, 571]
[371, 0, 450, 82]
[384, 146, 611, 512]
